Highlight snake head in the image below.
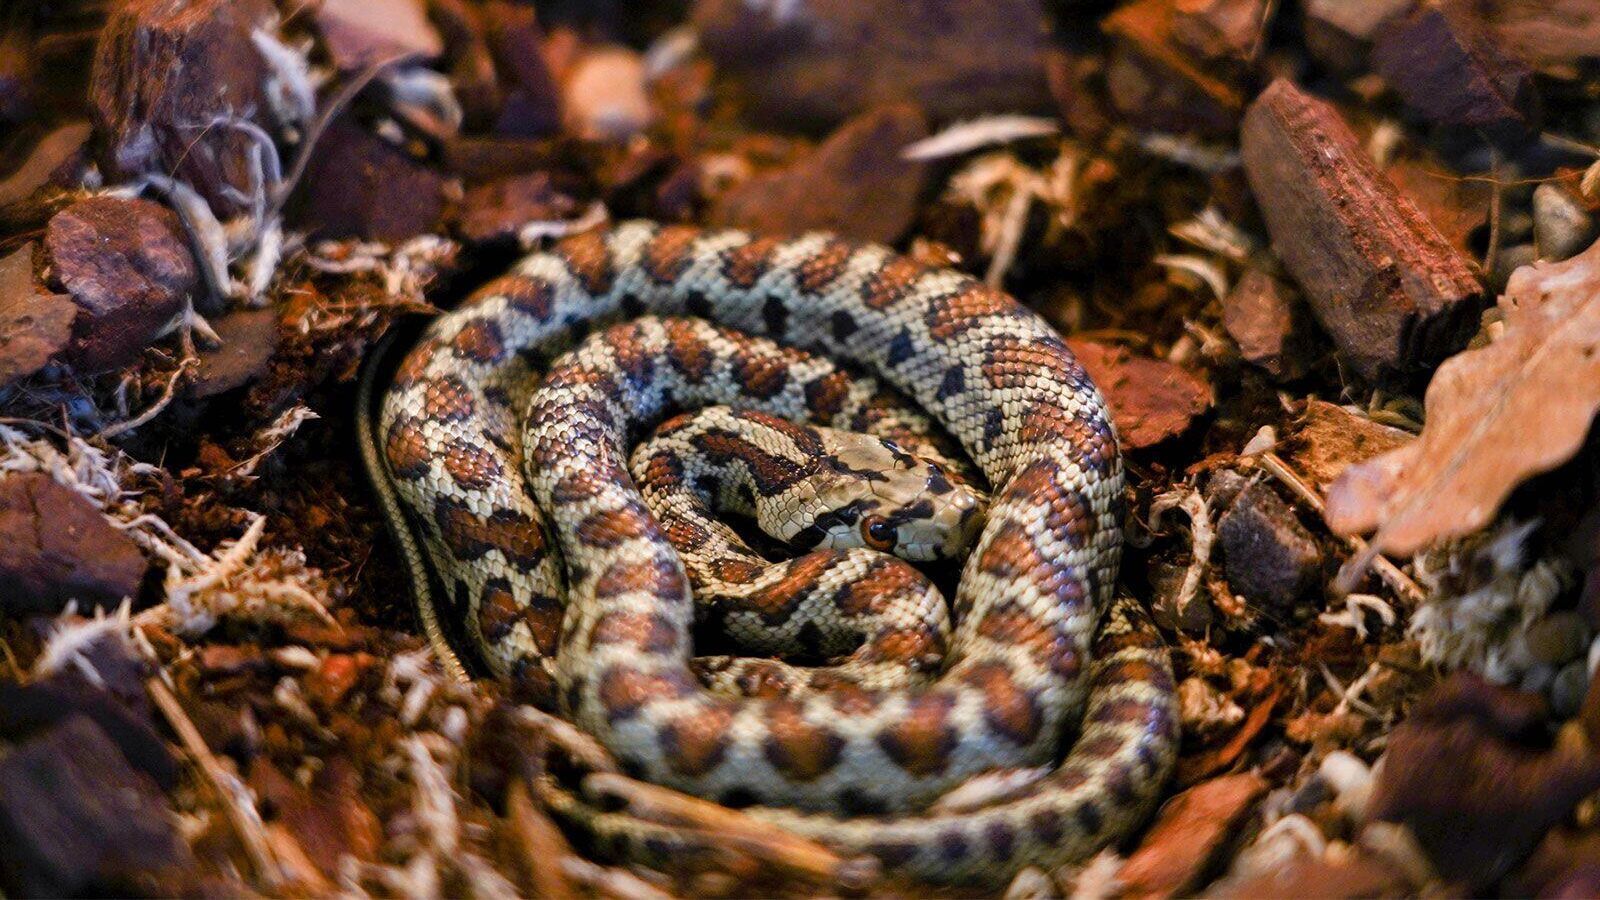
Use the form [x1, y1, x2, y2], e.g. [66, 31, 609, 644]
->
[776, 431, 988, 562]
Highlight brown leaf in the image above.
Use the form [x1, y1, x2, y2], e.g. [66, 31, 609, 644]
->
[0, 243, 74, 386]
[1326, 237, 1600, 556]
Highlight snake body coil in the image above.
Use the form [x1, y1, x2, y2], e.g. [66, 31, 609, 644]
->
[363, 223, 1178, 882]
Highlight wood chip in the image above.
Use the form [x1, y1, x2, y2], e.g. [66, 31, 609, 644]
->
[693, 0, 1054, 128]
[0, 242, 74, 387]
[1118, 772, 1269, 897]
[1241, 79, 1483, 383]
[711, 104, 930, 245]
[1372, 2, 1536, 136]
[1068, 339, 1213, 449]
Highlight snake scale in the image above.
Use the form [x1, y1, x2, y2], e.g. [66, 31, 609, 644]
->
[359, 222, 1179, 883]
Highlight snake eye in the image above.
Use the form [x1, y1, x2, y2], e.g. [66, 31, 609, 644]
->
[861, 515, 896, 550]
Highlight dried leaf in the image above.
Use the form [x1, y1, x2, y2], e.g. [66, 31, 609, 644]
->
[1326, 238, 1600, 556]
[0, 243, 75, 386]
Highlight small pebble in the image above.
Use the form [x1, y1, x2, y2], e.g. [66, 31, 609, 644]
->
[1526, 611, 1590, 667]
[1533, 182, 1597, 262]
[1319, 750, 1374, 821]
[1553, 659, 1590, 718]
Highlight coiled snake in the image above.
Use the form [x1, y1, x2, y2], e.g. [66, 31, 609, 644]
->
[359, 222, 1178, 883]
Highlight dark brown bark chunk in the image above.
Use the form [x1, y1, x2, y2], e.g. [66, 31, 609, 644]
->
[1372, 1, 1537, 136]
[0, 715, 193, 897]
[1369, 674, 1600, 889]
[1240, 79, 1483, 383]
[0, 473, 148, 616]
[91, 0, 279, 220]
[191, 308, 281, 399]
[692, 0, 1054, 128]
[1218, 481, 1323, 612]
[46, 196, 197, 373]
[711, 104, 929, 246]
[1302, 0, 1416, 73]
[1222, 268, 1317, 380]
[1101, 0, 1251, 136]
[288, 118, 447, 242]
[0, 242, 75, 387]
[458, 171, 579, 246]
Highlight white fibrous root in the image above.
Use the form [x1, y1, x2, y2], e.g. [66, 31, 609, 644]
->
[1409, 519, 1581, 696]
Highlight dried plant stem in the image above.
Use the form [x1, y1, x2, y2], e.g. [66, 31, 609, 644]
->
[146, 675, 283, 888]
[97, 355, 197, 439]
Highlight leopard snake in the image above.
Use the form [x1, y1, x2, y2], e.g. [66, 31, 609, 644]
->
[358, 222, 1178, 883]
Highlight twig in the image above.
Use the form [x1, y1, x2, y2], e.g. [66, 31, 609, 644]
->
[146, 675, 283, 887]
[1484, 147, 1503, 273]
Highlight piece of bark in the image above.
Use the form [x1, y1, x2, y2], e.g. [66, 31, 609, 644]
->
[1283, 399, 1413, 495]
[692, 0, 1055, 129]
[1384, 156, 1492, 258]
[0, 715, 194, 898]
[1046, 47, 1114, 140]
[0, 12, 33, 124]
[1222, 268, 1317, 380]
[191, 308, 280, 399]
[0, 473, 147, 615]
[561, 46, 652, 142]
[1326, 237, 1600, 556]
[1472, 0, 1600, 72]
[288, 118, 447, 242]
[1219, 481, 1322, 612]
[457, 171, 579, 245]
[1118, 773, 1269, 897]
[92, 0, 279, 221]
[1102, 0, 1249, 137]
[1067, 339, 1213, 450]
[0, 676, 178, 792]
[315, 0, 443, 71]
[1372, 2, 1537, 137]
[0, 242, 75, 387]
[481, 0, 561, 138]
[711, 104, 929, 245]
[1240, 79, 1483, 384]
[1368, 674, 1600, 888]
[1302, 0, 1415, 73]
[46, 196, 197, 373]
